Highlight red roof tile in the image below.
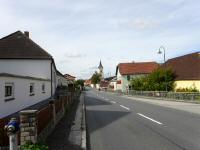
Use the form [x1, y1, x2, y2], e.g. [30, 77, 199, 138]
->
[117, 62, 159, 75]
[64, 74, 76, 81]
[100, 80, 109, 88]
[165, 52, 200, 80]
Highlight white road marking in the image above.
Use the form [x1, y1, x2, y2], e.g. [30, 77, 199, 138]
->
[137, 113, 163, 125]
[111, 101, 116, 104]
[120, 105, 130, 110]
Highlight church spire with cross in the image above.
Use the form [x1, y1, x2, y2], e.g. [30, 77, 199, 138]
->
[98, 60, 104, 80]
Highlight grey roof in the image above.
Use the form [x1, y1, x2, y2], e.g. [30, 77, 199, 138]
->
[0, 31, 52, 59]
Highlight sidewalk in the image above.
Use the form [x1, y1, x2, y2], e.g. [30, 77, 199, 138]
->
[123, 95, 200, 115]
[46, 93, 86, 150]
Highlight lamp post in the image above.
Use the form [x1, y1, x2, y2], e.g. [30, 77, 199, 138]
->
[158, 46, 167, 92]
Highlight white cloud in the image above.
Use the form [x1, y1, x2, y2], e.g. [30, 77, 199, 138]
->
[0, 0, 199, 79]
[64, 52, 86, 58]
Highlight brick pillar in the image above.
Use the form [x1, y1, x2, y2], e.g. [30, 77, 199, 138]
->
[20, 110, 38, 145]
[49, 99, 56, 126]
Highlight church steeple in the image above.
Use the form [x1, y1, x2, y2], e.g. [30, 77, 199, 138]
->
[98, 60, 103, 70]
[98, 60, 104, 80]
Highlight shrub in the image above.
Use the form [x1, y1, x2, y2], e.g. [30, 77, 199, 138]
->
[176, 87, 199, 92]
[21, 142, 48, 150]
[130, 67, 175, 91]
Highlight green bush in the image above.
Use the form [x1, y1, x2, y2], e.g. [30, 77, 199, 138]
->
[176, 87, 199, 92]
[21, 142, 48, 150]
[130, 67, 175, 91]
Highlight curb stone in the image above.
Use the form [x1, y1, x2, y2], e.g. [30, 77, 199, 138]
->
[68, 93, 87, 150]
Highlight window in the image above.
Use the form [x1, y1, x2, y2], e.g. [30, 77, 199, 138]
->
[30, 83, 35, 96]
[5, 83, 14, 101]
[127, 75, 130, 81]
[42, 83, 45, 93]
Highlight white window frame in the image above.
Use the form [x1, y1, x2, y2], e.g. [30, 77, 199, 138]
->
[5, 82, 14, 101]
[29, 83, 35, 96]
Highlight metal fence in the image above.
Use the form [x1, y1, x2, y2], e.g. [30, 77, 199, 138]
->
[127, 90, 200, 101]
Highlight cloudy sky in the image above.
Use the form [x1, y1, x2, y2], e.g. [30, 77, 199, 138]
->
[0, 0, 199, 79]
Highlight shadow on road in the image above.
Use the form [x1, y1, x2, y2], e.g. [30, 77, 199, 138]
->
[85, 96, 112, 106]
[86, 110, 130, 134]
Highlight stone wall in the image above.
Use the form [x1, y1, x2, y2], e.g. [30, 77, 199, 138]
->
[20, 110, 38, 145]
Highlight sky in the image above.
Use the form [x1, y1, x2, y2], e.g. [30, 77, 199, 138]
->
[0, 0, 199, 79]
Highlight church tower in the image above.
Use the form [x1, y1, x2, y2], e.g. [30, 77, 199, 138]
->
[98, 60, 104, 80]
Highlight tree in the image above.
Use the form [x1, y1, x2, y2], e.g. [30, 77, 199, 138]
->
[75, 79, 85, 88]
[148, 67, 175, 91]
[91, 71, 101, 84]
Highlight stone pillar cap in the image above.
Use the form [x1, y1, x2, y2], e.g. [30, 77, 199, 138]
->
[20, 110, 38, 114]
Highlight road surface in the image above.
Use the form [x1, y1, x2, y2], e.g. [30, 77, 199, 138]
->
[85, 89, 200, 150]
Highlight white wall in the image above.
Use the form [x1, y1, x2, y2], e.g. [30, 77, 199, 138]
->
[116, 69, 123, 91]
[51, 65, 57, 95]
[0, 76, 51, 118]
[116, 69, 147, 92]
[0, 59, 51, 79]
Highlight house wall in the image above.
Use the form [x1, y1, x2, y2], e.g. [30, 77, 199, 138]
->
[0, 76, 51, 118]
[175, 80, 200, 91]
[57, 75, 68, 87]
[116, 69, 147, 92]
[116, 69, 122, 91]
[51, 65, 57, 95]
[0, 59, 51, 79]
[110, 81, 117, 91]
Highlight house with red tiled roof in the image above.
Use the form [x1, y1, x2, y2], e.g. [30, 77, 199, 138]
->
[84, 79, 91, 86]
[165, 52, 200, 91]
[116, 62, 159, 92]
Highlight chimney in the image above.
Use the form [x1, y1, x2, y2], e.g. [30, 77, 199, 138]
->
[24, 31, 29, 38]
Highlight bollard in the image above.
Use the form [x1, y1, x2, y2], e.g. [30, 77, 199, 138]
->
[4, 118, 20, 150]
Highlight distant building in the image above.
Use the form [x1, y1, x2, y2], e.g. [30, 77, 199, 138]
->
[84, 79, 91, 86]
[98, 60, 104, 80]
[0, 31, 68, 118]
[116, 62, 159, 92]
[165, 52, 200, 91]
[64, 74, 76, 82]
[99, 76, 116, 91]
[64, 74, 76, 90]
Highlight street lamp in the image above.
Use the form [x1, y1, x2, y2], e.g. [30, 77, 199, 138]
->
[158, 46, 167, 92]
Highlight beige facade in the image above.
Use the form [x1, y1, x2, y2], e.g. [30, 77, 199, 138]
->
[175, 80, 200, 91]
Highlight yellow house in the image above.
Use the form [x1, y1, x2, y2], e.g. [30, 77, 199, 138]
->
[166, 52, 200, 91]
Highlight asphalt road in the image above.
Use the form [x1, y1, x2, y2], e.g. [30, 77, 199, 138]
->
[85, 89, 200, 150]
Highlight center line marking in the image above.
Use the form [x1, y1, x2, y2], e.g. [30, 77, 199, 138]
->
[120, 105, 130, 110]
[111, 101, 116, 104]
[137, 113, 163, 125]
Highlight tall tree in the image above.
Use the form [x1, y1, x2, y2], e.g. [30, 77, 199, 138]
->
[91, 71, 101, 84]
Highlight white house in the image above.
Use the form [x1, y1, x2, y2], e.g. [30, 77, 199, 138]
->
[0, 31, 67, 118]
[116, 62, 159, 92]
[57, 71, 69, 87]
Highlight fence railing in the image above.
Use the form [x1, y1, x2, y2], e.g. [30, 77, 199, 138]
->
[0, 90, 81, 148]
[37, 105, 53, 134]
[127, 90, 200, 101]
